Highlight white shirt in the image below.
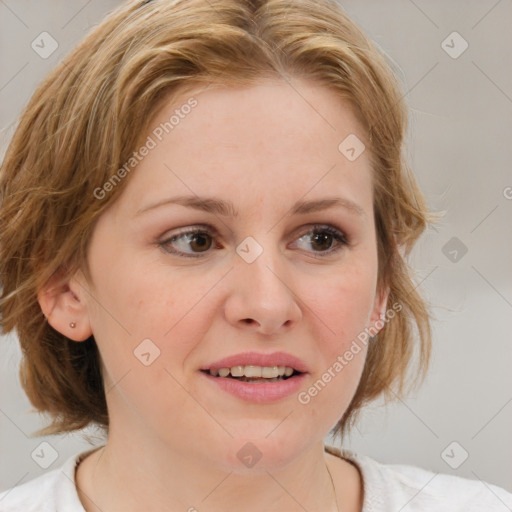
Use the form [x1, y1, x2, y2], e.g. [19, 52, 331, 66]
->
[1, 445, 511, 511]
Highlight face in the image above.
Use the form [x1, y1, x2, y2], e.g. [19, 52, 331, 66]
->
[71, 78, 387, 471]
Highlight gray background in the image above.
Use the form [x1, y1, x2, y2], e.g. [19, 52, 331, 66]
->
[1, 0, 511, 498]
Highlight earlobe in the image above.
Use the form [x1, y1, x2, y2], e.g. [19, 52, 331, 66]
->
[37, 270, 93, 342]
[369, 286, 390, 334]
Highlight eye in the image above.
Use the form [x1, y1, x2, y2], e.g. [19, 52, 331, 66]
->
[159, 227, 217, 258]
[292, 225, 348, 257]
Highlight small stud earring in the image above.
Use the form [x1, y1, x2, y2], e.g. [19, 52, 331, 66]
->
[69, 322, 76, 328]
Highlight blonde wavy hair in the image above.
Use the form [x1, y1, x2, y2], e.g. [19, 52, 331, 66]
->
[0, 0, 434, 437]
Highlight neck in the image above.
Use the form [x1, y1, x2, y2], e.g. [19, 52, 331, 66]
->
[76, 432, 340, 512]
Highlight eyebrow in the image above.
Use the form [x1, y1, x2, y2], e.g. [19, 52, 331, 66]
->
[136, 195, 366, 219]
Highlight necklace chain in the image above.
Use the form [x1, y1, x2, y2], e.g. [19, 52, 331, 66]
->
[326, 461, 340, 512]
[83, 447, 341, 511]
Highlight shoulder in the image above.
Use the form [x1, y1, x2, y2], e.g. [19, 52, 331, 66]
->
[325, 445, 512, 511]
[0, 447, 100, 512]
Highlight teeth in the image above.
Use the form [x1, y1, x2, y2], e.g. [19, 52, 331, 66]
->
[209, 365, 296, 378]
[244, 365, 262, 378]
[230, 365, 244, 377]
[261, 366, 279, 378]
[218, 368, 230, 378]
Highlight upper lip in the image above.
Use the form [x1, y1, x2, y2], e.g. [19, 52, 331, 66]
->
[202, 351, 309, 373]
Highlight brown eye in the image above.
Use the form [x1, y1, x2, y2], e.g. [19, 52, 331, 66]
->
[293, 225, 348, 256]
[310, 231, 335, 251]
[160, 228, 215, 257]
[186, 232, 212, 252]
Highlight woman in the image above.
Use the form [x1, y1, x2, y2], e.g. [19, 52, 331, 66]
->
[0, 0, 510, 510]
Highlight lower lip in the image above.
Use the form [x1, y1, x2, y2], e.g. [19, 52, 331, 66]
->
[200, 371, 307, 403]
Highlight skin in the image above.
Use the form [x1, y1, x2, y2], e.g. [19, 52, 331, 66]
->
[39, 77, 389, 512]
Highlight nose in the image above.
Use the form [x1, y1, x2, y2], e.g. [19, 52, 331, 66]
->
[223, 245, 302, 336]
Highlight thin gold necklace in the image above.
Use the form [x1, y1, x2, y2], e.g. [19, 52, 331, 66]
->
[84, 448, 341, 511]
[326, 462, 340, 512]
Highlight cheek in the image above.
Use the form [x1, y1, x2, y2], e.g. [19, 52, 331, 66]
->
[294, 257, 376, 417]
[296, 267, 375, 423]
[307, 259, 378, 344]
[87, 252, 221, 374]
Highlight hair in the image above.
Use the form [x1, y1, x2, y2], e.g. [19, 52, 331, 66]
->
[0, 0, 435, 438]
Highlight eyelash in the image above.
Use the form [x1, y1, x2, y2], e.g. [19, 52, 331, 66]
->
[158, 224, 349, 259]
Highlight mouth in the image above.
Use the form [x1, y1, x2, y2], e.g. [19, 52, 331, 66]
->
[200, 365, 304, 383]
[199, 352, 309, 403]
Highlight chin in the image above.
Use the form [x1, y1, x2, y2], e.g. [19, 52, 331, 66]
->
[208, 431, 316, 474]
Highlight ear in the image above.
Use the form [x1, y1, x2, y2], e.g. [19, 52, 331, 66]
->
[368, 285, 390, 334]
[37, 268, 93, 342]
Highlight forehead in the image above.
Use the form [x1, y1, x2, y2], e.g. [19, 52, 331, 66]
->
[115, 78, 373, 218]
